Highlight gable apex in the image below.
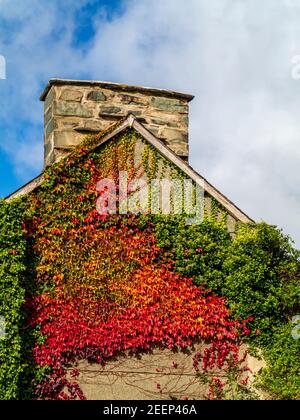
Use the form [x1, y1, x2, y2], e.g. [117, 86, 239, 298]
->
[6, 114, 254, 224]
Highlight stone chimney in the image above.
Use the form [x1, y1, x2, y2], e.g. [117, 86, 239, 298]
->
[40, 79, 194, 167]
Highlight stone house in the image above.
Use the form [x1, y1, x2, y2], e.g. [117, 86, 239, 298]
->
[6, 79, 257, 400]
[8, 79, 252, 228]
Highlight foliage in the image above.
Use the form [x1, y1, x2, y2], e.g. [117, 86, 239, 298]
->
[154, 216, 300, 399]
[0, 199, 27, 399]
[259, 323, 300, 400]
[28, 222, 247, 399]
[222, 223, 300, 346]
[152, 215, 231, 291]
[18, 128, 248, 399]
[194, 353, 258, 400]
[1, 126, 299, 400]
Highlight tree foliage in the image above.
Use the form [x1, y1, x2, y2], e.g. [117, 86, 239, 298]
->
[153, 216, 300, 399]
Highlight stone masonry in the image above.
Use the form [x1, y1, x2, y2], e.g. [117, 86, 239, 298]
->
[40, 79, 194, 167]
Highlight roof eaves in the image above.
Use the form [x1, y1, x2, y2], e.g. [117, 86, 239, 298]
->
[5, 173, 45, 202]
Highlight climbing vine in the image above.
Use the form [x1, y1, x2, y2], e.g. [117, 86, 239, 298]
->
[153, 216, 300, 399]
[18, 127, 248, 399]
[0, 199, 27, 400]
[1, 124, 298, 400]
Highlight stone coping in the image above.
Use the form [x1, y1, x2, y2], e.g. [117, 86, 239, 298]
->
[40, 79, 195, 102]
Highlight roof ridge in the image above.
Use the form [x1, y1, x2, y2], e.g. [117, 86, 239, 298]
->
[5, 114, 254, 224]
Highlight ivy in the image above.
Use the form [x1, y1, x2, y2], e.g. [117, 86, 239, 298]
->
[20, 132, 248, 398]
[153, 216, 300, 399]
[259, 323, 300, 399]
[1, 125, 299, 400]
[0, 199, 27, 399]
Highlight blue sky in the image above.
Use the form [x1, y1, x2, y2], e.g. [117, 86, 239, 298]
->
[72, 0, 123, 45]
[0, 0, 300, 248]
[0, 0, 124, 197]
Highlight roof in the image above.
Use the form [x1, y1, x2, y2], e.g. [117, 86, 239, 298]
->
[40, 79, 195, 102]
[5, 114, 254, 224]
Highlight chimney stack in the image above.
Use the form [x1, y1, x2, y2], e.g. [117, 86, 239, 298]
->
[40, 79, 194, 167]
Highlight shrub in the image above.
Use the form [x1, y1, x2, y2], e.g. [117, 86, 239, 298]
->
[153, 216, 300, 399]
[222, 223, 300, 346]
[259, 323, 300, 400]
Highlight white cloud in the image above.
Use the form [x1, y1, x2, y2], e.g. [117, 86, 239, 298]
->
[85, 0, 300, 247]
[0, 0, 300, 247]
